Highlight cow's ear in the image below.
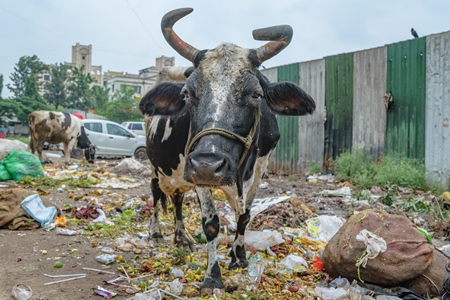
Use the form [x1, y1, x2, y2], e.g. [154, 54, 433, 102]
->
[139, 82, 186, 116]
[264, 82, 316, 116]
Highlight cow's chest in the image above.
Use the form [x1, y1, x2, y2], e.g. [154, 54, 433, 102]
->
[155, 154, 193, 196]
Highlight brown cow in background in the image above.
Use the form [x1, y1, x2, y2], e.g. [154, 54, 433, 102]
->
[28, 111, 95, 163]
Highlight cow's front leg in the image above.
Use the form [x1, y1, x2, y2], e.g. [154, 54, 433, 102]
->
[197, 188, 224, 290]
[229, 209, 250, 270]
[149, 178, 164, 240]
[35, 140, 44, 160]
[62, 142, 70, 163]
[64, 139, 76, 163]
[172, 193, 194, 251]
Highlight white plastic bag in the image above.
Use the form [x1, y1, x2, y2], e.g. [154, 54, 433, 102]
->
[305, 215, 345, 242]
[244, 230, 284, 251]
[315, 286, 349, 300]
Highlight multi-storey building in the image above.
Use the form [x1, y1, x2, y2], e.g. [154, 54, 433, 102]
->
[37, 44, 176, 101]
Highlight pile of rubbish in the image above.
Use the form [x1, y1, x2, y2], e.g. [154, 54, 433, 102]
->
[1, 140, 450, 299]
[3, 180, 450, 299]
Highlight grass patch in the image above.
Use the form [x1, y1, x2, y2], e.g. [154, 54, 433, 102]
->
[330, 150, 427, 190]
[307, 161, 321, 174]
[7, 136, 29, 144]
[19, 175, 95, 189]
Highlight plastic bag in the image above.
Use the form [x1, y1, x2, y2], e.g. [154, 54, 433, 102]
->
[278, 254, 308, 273]
[244, 230, 285, 250]
[21, 194, 57, 228]
[4, 150, 44, 181]
[0, 162, 12, 181]
[315, 286, 348, 300]
[305, 215, 346, 242]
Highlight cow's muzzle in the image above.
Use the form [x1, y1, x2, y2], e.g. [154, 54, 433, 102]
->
[185, 151, 231, 186]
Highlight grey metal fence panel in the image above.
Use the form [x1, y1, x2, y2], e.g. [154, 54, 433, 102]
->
[261, 67, 279, 173]
[298, 59, 326, 173]
[352, 47, 387, 160]
[260, 67, 278, 83]
[426, 30, 450, 189]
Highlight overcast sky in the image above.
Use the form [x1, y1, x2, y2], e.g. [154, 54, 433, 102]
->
[1, 0, 449, 98]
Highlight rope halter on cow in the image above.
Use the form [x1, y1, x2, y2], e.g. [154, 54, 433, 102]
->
[184, 107, 261, 168]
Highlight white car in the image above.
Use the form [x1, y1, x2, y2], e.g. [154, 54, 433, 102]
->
[121, 121, 146, 136]
[81, 120, 147, 160]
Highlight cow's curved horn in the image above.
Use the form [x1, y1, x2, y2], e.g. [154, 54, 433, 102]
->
[253, 25, 293, 64]
[161, 8, 200, 63]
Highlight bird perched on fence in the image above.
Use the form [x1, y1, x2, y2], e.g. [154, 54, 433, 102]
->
[411, 28, 419, 38]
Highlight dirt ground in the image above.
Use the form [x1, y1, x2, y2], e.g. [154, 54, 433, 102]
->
[0, 151, 447, 299]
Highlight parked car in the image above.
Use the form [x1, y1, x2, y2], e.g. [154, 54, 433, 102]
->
[79, 120, 148, 160]
[121, 121, 146, 136]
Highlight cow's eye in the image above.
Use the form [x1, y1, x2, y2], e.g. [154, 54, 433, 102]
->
[182, 88, 194, 108]
[252, 92, 263, 100]
[182, 87, 190, 100]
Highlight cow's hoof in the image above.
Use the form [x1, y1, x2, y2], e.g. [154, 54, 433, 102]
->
[200, 276, 225, 294]
[228, 259, 248, 270]
[151, 232, 163, 239]
[174, 231, 195, 251]
[150, 233, 164, 244]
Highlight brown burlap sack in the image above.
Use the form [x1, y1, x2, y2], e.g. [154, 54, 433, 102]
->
[402, 247, 448, 296]
[0, 188, 39, 230]
[322, 209, 447, 296]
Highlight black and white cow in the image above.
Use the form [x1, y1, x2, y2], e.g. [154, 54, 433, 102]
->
[139, 8, 316, 290]
[28, 111, 96, 163]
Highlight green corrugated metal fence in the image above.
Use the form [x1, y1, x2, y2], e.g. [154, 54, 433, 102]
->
[386, 38, 426, 160]
[275, 63, 300, 174]
[324, 53, 354, 167]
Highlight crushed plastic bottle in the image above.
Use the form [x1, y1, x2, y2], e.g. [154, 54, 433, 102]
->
[246, 252, 264, 291]
[11, 284, 32, 300]
[96, 254, 117, 264]
[329, 277, 350, 288]
[56, 228, 79, 236]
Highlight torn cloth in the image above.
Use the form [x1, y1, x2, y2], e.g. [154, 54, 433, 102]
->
[355, 229, 387, 268]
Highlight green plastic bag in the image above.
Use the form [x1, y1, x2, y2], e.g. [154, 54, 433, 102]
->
[0, 162, 12, 181]
[4, 150, 44, 181]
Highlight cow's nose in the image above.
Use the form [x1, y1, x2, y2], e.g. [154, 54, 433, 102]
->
[186, 153, 229, 185]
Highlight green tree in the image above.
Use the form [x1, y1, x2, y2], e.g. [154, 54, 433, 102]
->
[99, 86, 142, 123]
[91, 85, 110, 110]
[43, 63, 70, 109]
[0, 74, 15, 125]
[66, 66, 94, 109]
[1, 73, 49, 125]
[13, 76, 50, 124]
[0, 97, 18, 125]
[7, 55, 47, 97]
